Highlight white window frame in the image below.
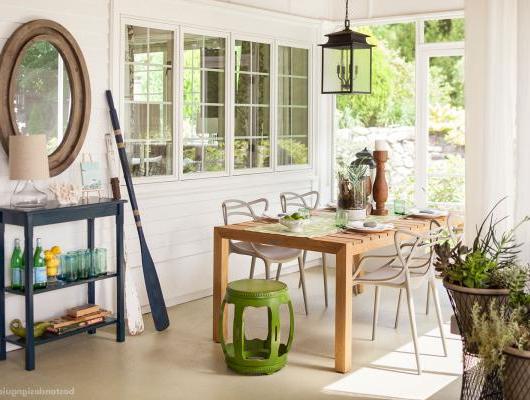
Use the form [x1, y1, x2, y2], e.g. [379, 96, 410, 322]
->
[120, 17, 179, 184]
[179, 26, 231, 180]
[231, 34, 275, 176]
[332, 12, 465, 204]
[415, 18, 465, 207]
[119, 18, 314, 183]
[275, 40, 313, 172]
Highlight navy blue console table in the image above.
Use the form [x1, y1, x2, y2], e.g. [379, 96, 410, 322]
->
[0, 198, 126, 371]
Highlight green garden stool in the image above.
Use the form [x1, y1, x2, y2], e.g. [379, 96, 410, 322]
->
[219, 279, 294, 375]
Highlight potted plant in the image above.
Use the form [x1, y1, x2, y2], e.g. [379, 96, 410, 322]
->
[469, 287, 530, 400]
[336, 160, 370, 220]
[434, 199, 530, 342]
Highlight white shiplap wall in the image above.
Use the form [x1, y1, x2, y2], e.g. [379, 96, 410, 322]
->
[0, 0, 322, 349]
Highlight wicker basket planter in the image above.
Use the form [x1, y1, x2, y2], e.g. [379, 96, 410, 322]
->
[502, 346, 530, 400]
[444, 281, 509, 400]
[443, 281, 510, 346]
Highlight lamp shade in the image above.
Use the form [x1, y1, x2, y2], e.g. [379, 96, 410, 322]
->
[9, 135, 50, 180]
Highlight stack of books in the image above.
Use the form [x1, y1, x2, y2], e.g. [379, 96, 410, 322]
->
[47, 304, 111, 335]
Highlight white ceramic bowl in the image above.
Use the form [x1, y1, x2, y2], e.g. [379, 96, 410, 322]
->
[279, 217, 307, 232]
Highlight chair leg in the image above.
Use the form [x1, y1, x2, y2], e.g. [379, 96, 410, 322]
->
[405, 285, 422, 374]
[425, 283, 431, 315]
[275, 263, 282, 281]
[264, 260, 271, 280]
[298, 255, 309, 315]
[430, 278, 448, 357]
[249, 256, 256, 279]
[322, 253, 328, 307]
[394, 288, 403, 329]
[372, 286, 380, 341]
[298, 250, 307, 289]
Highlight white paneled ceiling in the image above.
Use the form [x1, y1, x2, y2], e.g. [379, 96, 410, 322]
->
[210, 0, 344, 20]
[211, 0, 464, 20]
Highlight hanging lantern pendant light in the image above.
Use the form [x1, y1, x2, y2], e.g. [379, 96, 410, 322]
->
[319, 0, 375, 94]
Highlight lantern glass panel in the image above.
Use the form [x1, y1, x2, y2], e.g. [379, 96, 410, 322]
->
[352, 47, 371, 93]
[322, 46, 352, 93]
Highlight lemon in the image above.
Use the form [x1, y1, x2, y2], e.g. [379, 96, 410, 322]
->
[47, 259, 59, 269]
[51, 246, 62, 255]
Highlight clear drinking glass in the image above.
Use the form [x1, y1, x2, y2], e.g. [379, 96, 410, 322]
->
[95, 248, 107, 276]
[77, 250, 90, 280]
[335, 209, 349, 228]
[63, 253, 78, 282]
[58, 254, 66, 281]
[89, 250, 98, 278]
[394, 199, 407, 215]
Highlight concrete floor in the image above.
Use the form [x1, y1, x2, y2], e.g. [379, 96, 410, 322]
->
[0, 267, 462, 400]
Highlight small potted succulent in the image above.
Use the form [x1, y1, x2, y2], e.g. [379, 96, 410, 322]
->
[434, 199, 530, 342]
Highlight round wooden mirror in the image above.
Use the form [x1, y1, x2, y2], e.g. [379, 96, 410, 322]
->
[0, 20, 91, 177]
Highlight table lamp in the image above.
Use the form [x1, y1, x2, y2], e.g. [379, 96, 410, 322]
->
[9, 134, 49, 209]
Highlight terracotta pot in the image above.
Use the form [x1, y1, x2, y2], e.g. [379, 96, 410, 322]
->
[443, 280, 510, 352]
[503, 346, 530, 400]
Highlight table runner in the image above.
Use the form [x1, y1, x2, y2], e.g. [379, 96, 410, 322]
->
[247, 212, 403, 238]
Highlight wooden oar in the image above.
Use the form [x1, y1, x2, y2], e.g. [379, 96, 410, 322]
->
[105, 90, 170, 332]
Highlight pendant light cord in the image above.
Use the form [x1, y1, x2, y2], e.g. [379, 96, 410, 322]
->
[345, 0, 351, 29]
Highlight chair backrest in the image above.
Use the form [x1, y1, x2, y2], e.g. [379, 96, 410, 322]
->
[394, 219, 450, 274]
[280, 191, 320, 213]
[222, 198, 269, 225]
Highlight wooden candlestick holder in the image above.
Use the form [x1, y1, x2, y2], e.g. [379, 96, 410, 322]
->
[371, 150, 389, 216]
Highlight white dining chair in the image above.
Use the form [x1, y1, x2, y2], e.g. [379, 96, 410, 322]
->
[352, 224, 449, 374]
[394, 213, 463, 327]
[222, 198, 309, 315]
[279, 191, 329, 307]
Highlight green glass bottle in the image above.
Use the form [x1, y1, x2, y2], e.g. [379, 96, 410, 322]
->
[10, 239, 24, 290]
[33, 238, 47, 289]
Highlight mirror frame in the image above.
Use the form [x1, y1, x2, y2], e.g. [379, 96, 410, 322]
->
[0, 19, 91, 177]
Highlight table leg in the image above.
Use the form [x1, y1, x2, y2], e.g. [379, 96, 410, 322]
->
[0, 221, 5, 361]
[213, 230, 229, 343]
[335, 244, 353, 373]
[353, 254, 364, 295]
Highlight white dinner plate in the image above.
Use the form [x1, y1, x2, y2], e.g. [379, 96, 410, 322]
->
[346, 221, 394, 233]
[408, 208, 448, 218]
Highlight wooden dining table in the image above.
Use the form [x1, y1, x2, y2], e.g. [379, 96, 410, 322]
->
[212, 213, 446, 373]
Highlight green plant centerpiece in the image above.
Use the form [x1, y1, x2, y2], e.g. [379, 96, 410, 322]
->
[336, 159, 370, 212]
[434, 198, 530, 342]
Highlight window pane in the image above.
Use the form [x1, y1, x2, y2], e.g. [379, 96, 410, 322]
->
[205, 71, 224, 104]
[334, 23, 416, 199]
[252, 42, 270, 73]
[427, 55, 465, 207]
[125, 26, 148, 63]
[183, 33, 226, 174]
[234, 40, 271, 170]
[424, 18, 464, 43]
[235, 106, 250, 137]
[125, 25, 174, 177]
[149, 29, 173, 65]
[204, 37, 225, 69]
[235, 73, 251, 104]
[252, 107, 269, 137]
[234, 139, 250, 169]
[235, 40, 251, 72]
[277, 46, 309, 167]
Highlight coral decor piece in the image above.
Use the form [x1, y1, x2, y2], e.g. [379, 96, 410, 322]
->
[49, 183, 81, 205]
